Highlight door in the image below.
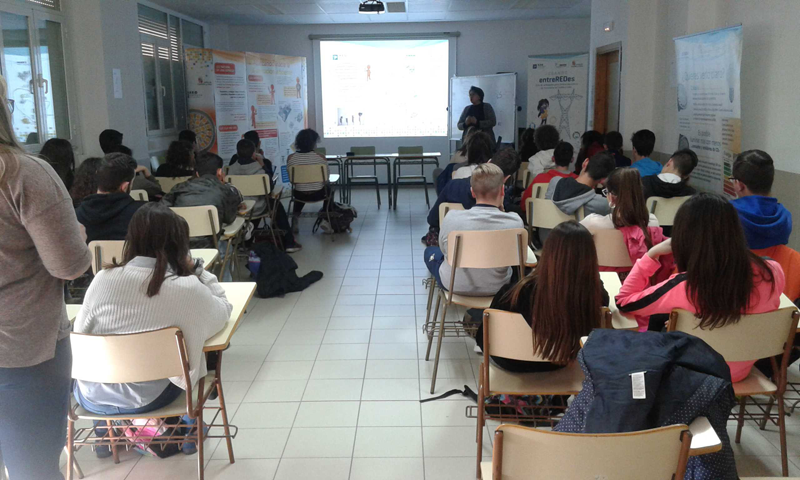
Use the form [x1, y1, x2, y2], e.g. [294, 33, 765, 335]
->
[593, 47, 621, 134]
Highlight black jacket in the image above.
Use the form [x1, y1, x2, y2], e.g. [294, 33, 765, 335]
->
[161, 175, 242, 226]
[555, 329, 737, 479]
[251, 243, 322, 298]
[76, 192, 145, 243]
[641, 174, 696, 199]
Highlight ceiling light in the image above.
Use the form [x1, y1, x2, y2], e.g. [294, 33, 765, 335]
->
[358, 0, 385, 14]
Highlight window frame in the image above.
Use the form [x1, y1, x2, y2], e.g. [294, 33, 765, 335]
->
[0, 0, 77, 153]
[137, 1, 208, 140]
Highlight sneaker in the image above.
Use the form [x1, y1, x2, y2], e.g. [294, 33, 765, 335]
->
[473, 344, 483, 354]
[420, 234, 428, 246]
[319, 220, 333, 234]
[181, 423, 210, 455]
[285, 242, 303, 253]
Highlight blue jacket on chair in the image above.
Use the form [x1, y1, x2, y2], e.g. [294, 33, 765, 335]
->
[555, 329, 737, 480]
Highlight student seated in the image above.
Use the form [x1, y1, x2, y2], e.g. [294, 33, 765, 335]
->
[426, 148, 520, 232]
[629, 129, 662, 177]
[228, 139, 301, 253]
[99, 129, 123, 154]
[156, 140, 196, 177]
[69, 157, 102, 207]
[541, 151, 616, 243]
[230, 130, 274, 178]
[452, 131, 492, 180]
[110, 144, 164, 200]
[286, 128, 333, 234]
[572, 130, 605, 175]
[435, 127, 476, 194]
[161, 152, 243, 228]
[616, 193, 784, 382]
[76, 153, 145, 243]
[476, 221, 609, 372]
[526, 124, 560, 177]
[73, 203, 231, 457]
[730, 149, 792, 249]
[40, 138, 75, 191]
[581, 168, 669, 275]
[179, 129, 200, 154]
[604, 131, 631, 168]
[423, 163, 524, 296]
[641, 148, 697, 199]
[520, 141, 576, 212]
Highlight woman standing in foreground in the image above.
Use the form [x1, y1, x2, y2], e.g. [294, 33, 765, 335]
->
[0, 75, 92, 478]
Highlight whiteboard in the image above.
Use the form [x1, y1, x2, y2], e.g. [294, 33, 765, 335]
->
[449, 73, 516, 143]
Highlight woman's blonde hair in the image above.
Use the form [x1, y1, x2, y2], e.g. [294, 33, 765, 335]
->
[0, 75, 23, 185]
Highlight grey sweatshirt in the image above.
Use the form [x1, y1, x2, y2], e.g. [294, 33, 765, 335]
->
[539, 176, 611, 243]
[437, 205, 524, 295]
[0, 153, 92, 367]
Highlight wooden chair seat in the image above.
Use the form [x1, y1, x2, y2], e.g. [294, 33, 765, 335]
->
[733, 367, 777, 397]
[72, 373, 215, 421]
[440, 291, 494, 309]
[488, 361, 584, 396]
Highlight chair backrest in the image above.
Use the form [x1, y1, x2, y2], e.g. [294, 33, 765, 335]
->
[446, 228, 527, 271]
[530, 182, 549, 199]
[70, 327, 186, 384]
[489, 423, 691, 480]
[170, 205, 220, 239]
[397, 146, 423, 156]
[130, 189, 149, 201]
[516, 162, 529, 185]
[158, 176, 192, 193]
[350, 146, 375, 156]
[288, 164, 328, 185]
[315, 147, 327, 157]
[593, 228, 633, 268]
[483, 309, 548, 362]
[226, 174, 271, 196]
[88, 240, 125, 275]
[438, 202, 464, 227]
[647, 196, 691, 227]
[526, 198, 583, 229]
[521, 170, 534, 189]
[668, 307, 800, 362]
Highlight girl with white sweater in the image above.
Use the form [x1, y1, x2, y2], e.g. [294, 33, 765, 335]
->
[74, 203, 231, 456]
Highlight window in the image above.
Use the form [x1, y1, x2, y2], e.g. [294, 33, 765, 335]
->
[138, 4, 203, 137]
[0, 2, 72, 147]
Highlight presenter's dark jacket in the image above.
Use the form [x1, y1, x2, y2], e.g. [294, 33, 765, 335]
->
[457, 103, 497, 150]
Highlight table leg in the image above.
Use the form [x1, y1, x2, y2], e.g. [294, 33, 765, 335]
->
[386, 162, 393, 208]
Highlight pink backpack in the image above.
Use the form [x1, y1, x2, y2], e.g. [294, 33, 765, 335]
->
[601, 226, 675, 284]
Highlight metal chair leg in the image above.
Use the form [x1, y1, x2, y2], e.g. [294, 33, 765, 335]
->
[425, 294, 442, 361]
[430, 302, 449, 394]
[780, 392, 789, 476]
[735, 396, 746, 443]
[476, 365, 485, 479]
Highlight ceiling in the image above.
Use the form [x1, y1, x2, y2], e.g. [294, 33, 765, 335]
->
[147, 0, 591, 25]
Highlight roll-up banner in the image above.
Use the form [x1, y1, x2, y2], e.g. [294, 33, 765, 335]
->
[674, 25, 742, 196]
[527, 53, 589, 154]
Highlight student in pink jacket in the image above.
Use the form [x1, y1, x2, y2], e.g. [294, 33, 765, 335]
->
[616, 193, 784, 382]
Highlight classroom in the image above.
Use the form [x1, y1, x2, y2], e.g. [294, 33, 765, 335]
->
[1, 0, 799, 479]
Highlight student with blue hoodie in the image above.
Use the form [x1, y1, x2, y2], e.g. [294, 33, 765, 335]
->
[731, 149, 792, 249]
[629, 129, 662, 177]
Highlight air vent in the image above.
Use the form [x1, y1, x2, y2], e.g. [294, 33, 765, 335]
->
[386, 2, 407, 13]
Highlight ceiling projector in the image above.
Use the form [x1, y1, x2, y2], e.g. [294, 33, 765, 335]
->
[358, 0, 385, 14]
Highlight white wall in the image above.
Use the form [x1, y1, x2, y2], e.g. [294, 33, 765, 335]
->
[227, 18, 590, 161]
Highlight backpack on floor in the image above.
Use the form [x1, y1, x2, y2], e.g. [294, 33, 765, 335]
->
[313, 202, 357, 233]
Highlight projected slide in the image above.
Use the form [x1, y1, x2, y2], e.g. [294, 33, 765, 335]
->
[320, 39, 449, 138]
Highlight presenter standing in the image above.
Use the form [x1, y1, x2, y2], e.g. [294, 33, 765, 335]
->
[457, 86, 497, 151]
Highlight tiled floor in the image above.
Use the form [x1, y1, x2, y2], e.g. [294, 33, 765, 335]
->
[62, 187, 800, 479]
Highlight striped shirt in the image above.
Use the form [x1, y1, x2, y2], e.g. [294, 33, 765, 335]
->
[74, 256, 231, 408]
[287, 151, 327, 192]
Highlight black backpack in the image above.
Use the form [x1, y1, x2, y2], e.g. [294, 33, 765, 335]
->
[313, 202, 357, 233]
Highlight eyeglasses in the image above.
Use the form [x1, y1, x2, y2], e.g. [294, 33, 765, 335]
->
[602, 188, 609, 197]
[6, 99, 14, 114]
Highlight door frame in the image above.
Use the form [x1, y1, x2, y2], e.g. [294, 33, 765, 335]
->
[593, 42, 622, 134]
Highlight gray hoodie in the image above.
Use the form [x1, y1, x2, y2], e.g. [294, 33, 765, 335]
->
[539, 176, 611, 242]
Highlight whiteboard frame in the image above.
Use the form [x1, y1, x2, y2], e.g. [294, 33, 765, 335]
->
[448, 72, 517, 146]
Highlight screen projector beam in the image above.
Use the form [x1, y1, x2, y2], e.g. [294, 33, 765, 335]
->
[311, 33, 458, 141]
